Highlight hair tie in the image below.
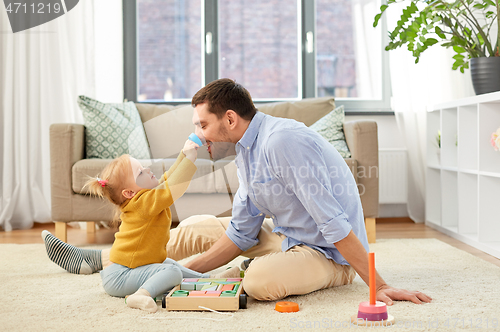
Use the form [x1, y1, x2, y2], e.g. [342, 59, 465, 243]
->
[96, 177, 108, 187]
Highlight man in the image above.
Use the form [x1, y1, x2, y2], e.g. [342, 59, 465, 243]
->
[43, 78, 431, 305]
[182, 78, 431, 304]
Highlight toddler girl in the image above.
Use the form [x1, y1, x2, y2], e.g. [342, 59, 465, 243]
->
[45, 139, 239, 313]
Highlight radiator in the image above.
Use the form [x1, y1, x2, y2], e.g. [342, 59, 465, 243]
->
[378, 149, 408, 204]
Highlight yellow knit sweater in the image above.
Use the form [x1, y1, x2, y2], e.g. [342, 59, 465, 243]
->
[109, 152, 197, 269]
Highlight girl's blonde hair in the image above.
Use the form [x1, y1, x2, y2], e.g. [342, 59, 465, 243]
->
[83, 154, 132, 228]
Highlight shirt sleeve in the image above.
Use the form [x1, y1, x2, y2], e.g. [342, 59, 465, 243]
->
[225, 169, 265, 251]
[266, 130, 353, 244]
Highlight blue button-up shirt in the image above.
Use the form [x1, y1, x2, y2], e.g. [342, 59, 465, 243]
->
[225, 111, 369, 265]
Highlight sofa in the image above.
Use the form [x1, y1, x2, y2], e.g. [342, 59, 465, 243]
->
[50, 97, 379, 243]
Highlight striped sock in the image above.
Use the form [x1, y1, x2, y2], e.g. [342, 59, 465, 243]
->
[41, 230, 103, 274]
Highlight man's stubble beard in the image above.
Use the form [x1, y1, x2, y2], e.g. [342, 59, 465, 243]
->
[209, 123, 236, 161]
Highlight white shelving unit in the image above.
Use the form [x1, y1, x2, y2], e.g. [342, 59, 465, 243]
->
[426, 91, 500, 259]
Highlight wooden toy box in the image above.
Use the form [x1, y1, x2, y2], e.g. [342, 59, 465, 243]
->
[162, 278, 246, 311]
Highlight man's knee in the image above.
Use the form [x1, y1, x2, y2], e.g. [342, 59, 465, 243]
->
[243, 259, 286, 301]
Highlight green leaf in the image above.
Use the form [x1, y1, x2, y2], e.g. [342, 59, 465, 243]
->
[435, 26, 446, 39]
[453, 45, 466, 53]
[374, 13, 382, 27]
[484, 0, 496, 7]
[478, 34, 484, 45]
[380, 4, 388, 12]
[426, 38, 438, 46]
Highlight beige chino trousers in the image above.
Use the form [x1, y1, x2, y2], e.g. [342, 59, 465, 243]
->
[167, 215, 356, 301]
[103, 215, 356, 301]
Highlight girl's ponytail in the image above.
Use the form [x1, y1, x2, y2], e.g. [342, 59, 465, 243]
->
[83, 177, 106, 199]
[82, 154, 132, 228]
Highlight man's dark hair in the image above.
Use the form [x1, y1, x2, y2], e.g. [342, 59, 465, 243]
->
[192, 78, 257, 121]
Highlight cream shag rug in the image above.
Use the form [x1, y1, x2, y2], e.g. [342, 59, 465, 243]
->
[2, 239, 500, 332]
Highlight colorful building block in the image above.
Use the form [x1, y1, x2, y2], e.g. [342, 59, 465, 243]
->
[195, 282, 210, 291]
[180, 282, 196, 291]
[188, 291, 206, 297]
[220, 290, 237, 297]
[171, 290, 189, 297]
[221, 284, 234, 291]
[201, 283, 218, 291]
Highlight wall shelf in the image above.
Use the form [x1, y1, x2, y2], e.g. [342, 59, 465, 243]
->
[427, 91, 500, 259]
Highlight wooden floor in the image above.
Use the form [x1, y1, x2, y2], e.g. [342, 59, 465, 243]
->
[1, 218, 499, 268]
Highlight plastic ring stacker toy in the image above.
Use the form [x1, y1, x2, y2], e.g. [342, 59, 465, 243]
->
[188, 133, 203, 146]
[275, 301, 299, 313]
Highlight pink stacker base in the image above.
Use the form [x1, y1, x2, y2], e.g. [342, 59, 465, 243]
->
[350, 253, 395, 326]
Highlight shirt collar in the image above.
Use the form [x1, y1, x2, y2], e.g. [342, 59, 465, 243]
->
[237, 111, 265, 151]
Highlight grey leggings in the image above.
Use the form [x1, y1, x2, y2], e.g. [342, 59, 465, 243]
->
[100, 258, 210, 298]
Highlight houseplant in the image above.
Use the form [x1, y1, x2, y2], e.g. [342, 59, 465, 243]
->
[374, 0, 500, 95]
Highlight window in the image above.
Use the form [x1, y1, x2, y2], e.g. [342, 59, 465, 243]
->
[136, 0, 202, 101]
[124, 0, 391, 112]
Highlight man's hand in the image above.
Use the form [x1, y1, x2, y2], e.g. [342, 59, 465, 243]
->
[335, 230, 432, 306]
[376, 285, 432, 306]
[183, 233, 243, 273]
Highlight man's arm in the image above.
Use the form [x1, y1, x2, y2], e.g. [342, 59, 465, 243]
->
[334, 230, 432, 305]
[183, 233, 243, 273]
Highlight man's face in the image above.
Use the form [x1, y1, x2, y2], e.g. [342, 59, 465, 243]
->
[193, 103, 236, 160]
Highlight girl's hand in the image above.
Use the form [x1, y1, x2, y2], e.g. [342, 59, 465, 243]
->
[182, 139, 199, 162]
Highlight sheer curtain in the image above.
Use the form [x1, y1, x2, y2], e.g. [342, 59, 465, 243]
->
[0, 1, 96, 231]
[352, 0, 382, 99]
[386, 2, 475, 223]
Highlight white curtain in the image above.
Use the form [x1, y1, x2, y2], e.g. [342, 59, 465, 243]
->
[0, 1, 96, 231]
[386, 1, 475, 223]
[352, 0, 382, 99]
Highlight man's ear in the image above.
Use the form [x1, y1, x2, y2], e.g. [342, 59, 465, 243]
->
[122, 189, 136, 199]
[225, 110, 239, 128]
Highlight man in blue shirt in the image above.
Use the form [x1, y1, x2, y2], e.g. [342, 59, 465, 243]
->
[183, 78, 432, 305]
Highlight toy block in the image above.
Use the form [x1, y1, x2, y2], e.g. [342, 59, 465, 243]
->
[200, 278, 226, 282]
[220, 290, 237, 297]
[188, 291, 206, 297]
[201, 283, 218, 291]
[180, 282, 196, 291]
[171, 290, 189, 297]
[221, 284, 234, 291]
[195, 282, 210, 291]
[183, 278, 199, 282]
[205, 291, 222, 297]
[226, 278, 242, 282]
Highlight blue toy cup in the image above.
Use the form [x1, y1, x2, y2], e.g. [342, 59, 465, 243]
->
[188, 133, 203, 146]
